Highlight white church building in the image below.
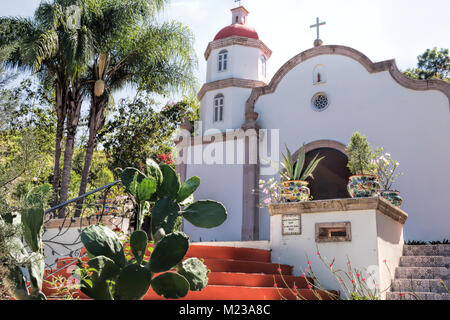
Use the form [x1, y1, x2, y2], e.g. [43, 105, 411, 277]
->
[176, 5, 450, 244]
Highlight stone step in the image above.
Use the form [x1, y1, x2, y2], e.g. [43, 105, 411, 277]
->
[391, 279, 450, 293]
[386, 292, 450, 300]
[395, 267, 449, 280]
[400, 256, 450, 268]
[403, 244, 450, 257]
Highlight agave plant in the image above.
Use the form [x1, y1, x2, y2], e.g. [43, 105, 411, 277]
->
[276, 145, 324, 181]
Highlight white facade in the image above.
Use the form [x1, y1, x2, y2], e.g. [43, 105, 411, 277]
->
[256, 54, 450, 241]
[180, 7, 450, 243]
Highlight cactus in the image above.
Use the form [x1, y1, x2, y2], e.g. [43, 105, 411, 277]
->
[80, 224, 127, 268]
[130, 230, 147, 264]
[177, 258, 209, 291]
[76, 159, 228, 300]
[3, 192, 47, 300]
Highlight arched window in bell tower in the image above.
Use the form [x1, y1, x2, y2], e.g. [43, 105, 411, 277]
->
[313, 64, 326, 84]
[261, 55, 267, 78]
[218, 50, 228, 72]
[213, 94, 224, 122]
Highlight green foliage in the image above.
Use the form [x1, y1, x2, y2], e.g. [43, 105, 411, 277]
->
[100, 95, 198, 172]
[274, 145, 324, 181]
[78, 159, 227, 300]
[403, 47, 449, 82]
[346, 132, 376, 175]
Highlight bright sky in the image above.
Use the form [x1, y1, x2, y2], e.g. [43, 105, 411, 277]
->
[1, 0, 450, 98]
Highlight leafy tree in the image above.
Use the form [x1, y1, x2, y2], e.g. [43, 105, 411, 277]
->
[75, 0, 197, 214]
[403, 47, 449, 82]
[0, 1, 92, 209]
[99, 94, 197, 173]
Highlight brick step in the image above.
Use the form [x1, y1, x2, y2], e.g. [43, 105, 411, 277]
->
[386, 292, 450, 300]
[392, 279, 450, 293]
[403, 244, 450, 257]
[400, 256, 450, 267]
[208, 272, 312, 288]
[143, 285, 334, 300]
[395, 267, 449, 280]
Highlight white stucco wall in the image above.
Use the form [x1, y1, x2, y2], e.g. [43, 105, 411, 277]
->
[256, 54, 450, 241]
[200, 87, 252, 133]
[270, 208, 403, 299]
[206, 45, 267, 83]
[183, 140, 245, 241]
[376, 211, 404, 298]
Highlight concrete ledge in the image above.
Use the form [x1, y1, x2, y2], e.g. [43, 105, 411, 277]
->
[268, 197, 408, 225]
[44, 216, 127, 229]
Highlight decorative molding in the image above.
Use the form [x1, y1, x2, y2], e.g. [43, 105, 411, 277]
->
[204, 36, 272, 60]
[291, 140, 348, 161]
[268, 197, 408, 225]
[244, 45, 450, 122]
[197, 78, 266, 101]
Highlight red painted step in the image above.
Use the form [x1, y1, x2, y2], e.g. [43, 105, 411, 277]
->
[186, 245, 271, 262]
[208, 272, 312, 288]
[41, 245, 338, 300]
[202, 258, 292, 275]
[143, 285, 334, 300]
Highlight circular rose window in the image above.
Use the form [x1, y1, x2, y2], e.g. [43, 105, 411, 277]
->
[311, 93, 329, 111]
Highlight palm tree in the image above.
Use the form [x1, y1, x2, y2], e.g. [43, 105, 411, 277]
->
[0, 1, 92, 210]
[74, 0, 197, 214]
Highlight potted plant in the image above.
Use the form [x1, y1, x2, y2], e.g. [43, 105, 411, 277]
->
[372, 148, 403, 207]
[274, 145, 324, 202]
[346, 132, 380, 198]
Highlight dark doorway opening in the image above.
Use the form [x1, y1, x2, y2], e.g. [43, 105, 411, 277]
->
[303, 147, 351, 200]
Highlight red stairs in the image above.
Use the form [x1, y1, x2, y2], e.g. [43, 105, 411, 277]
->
[42, 245, 334, 300]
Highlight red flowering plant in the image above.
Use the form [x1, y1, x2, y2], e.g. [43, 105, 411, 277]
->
[274, 247, 394, 300]
[157, 153, 175, 165]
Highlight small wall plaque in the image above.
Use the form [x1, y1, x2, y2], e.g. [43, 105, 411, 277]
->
[282, 214, 302, 236]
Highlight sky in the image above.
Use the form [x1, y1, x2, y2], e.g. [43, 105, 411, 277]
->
[1, 0, 450, 100]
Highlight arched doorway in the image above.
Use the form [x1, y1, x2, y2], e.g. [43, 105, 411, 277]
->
[303, 147, 351, 200]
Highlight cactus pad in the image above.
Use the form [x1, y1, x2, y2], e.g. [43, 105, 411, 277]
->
[177, 258, 209, 291]
[151, 272, 190, 299]
[148, 232, 189, 273]
[182, 200, 227, 228]
[130, 230, 148, 264]
[81, 224, 127, 268]
[114, 264, 151, 300]
[176, 176, 200, 203]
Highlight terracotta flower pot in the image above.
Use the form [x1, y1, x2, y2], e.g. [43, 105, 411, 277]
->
[381, 190, 403, 208]
[347, 174, 381, 198]
[280, 180, 310, 202]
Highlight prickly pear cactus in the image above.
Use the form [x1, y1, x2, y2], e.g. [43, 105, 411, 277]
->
[77, 158, 228, 300]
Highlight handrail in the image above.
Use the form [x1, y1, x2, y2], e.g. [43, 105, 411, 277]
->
[45, 180, 121, 214]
